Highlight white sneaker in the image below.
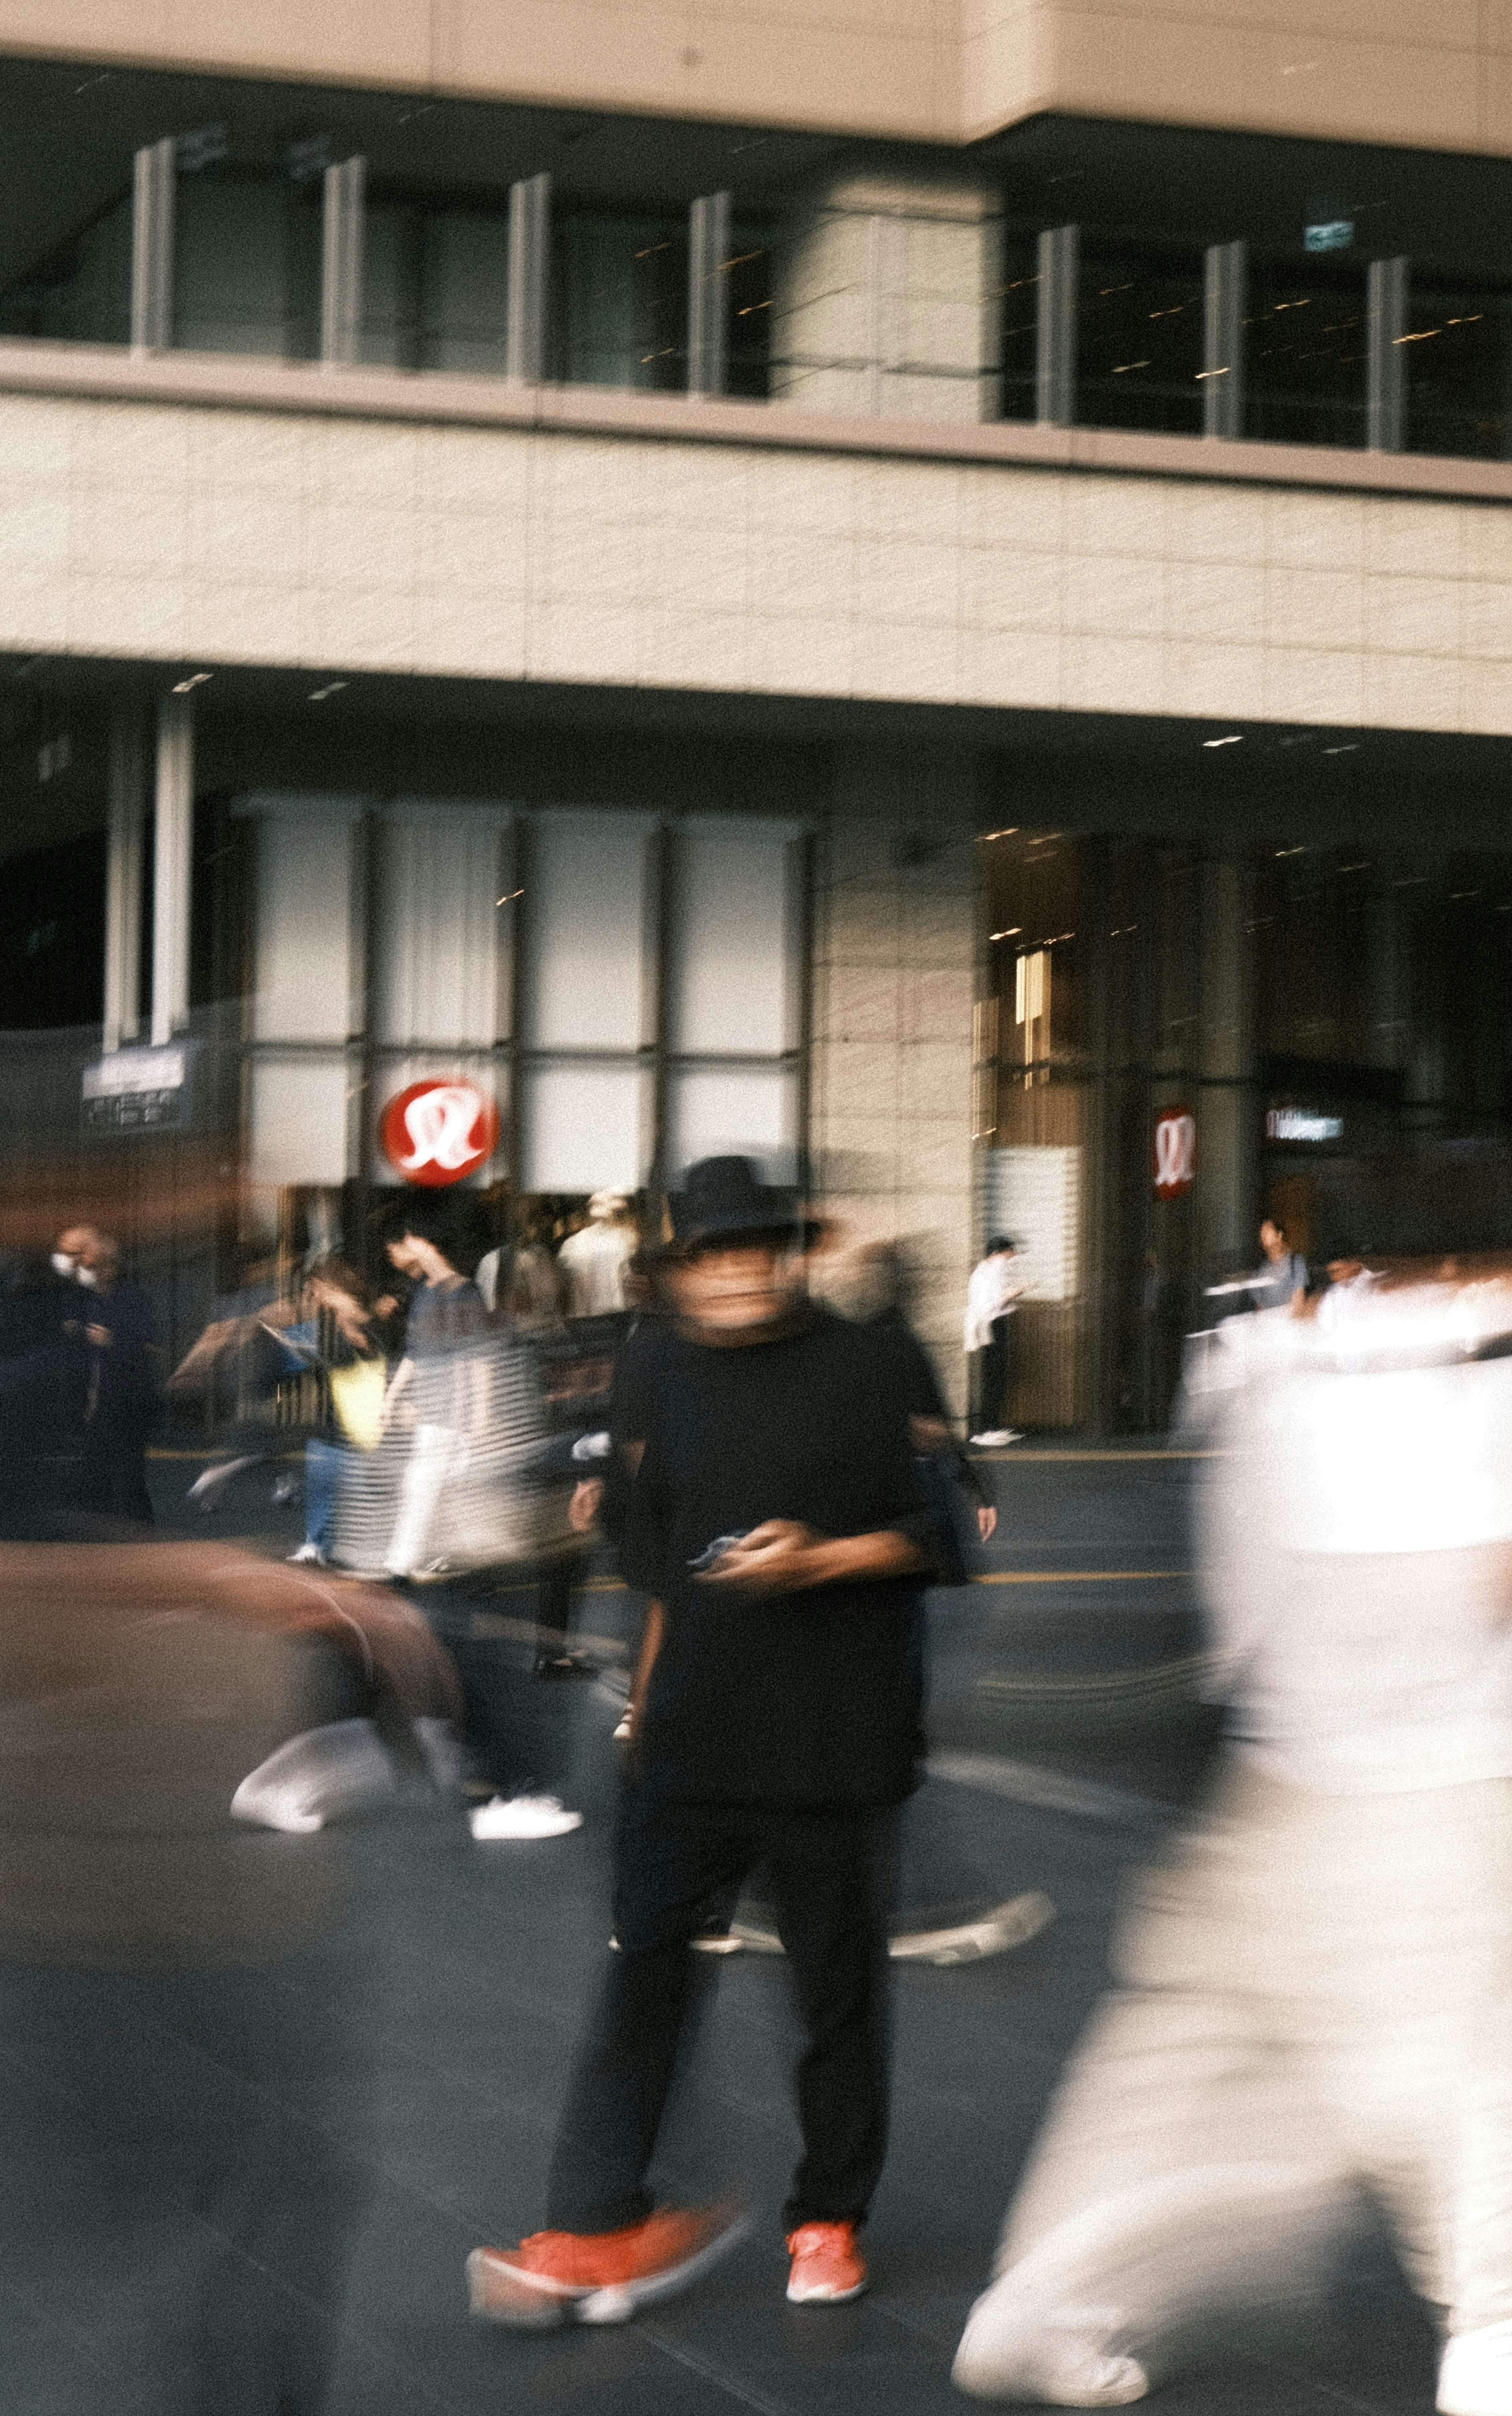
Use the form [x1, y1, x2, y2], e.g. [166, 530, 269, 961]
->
[287, 1542, 327, 1565]
[1440, 2322, 1512, 2416]
[469, 1794, 584, 1842]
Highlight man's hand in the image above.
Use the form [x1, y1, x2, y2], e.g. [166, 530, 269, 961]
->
[976, 1503, 997, 1542]
[700, 1520, 928, 1597]
[700, 1520, 825, 1596]
[85, 1325, 111, 1349]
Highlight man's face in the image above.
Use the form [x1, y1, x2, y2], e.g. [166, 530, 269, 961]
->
[1259, 1219, 1282, 1259]
[386, 1235, 422, 1278]
[673, 1240, 799, 1338]
[56, 1226, 94, 1268]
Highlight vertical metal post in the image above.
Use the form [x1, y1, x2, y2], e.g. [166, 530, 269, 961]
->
[1035, 223, 1078, 427]
[151, 691, 194, 1047]
[1367, 256, 1408, 452]
[131, 137, 176, 354]
[104, 707, 146, 1052]
[320, 155, 366, 368]
[688, 189, 732, 397]
[506, 171, 551, 384]
[1203, 240, 1246, 439]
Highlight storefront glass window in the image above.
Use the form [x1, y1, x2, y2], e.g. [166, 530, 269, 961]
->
[1077, 245, 1204, 437]
[556, 210, 690, 390]
[1404, 276, 1512, 460]
[998, 232, 1039, 422]
[1244, 256, 1367, 448]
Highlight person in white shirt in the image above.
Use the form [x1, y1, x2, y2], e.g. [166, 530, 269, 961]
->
[965, 1237, 1025, 1447]
[955, 1262, 1512, 2416]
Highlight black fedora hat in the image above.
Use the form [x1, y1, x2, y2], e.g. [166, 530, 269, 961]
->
[669, 1156, 813, 1251]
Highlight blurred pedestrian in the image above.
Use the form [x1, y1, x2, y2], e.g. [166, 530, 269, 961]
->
[965, 1236, 1025, 1447]
[467, 1155, 934, 2325]
[1252, 1214, 1308, 1310]
[956, 1259, 1512, 2415]
[73, 1232, 157, 1526]
[287, 1257, 386, 1567]
[381, 1205, 488, 1580]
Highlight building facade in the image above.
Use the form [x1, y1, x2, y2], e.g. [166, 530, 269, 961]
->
[4, 5, 1512, 1418]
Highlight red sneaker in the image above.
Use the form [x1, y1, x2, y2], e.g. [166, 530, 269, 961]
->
[467, 2201, 747, 2327]
[786, 2219, 869, 2305]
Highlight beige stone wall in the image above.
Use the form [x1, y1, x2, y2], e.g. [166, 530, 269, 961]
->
[810, 767, 980, 1412]
[5, 0, 1512, 154]
[961, 0, 1512, 152]
[3, 375, 1511, 738]
[770, 175, 1003, 423]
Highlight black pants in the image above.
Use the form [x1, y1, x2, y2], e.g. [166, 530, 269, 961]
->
[78, 1416, 154, 1525]
[974, 1316, 1014, 1432]
[547, 1789, 900, 2236]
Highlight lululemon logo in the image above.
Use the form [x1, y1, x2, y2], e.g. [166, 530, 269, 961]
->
[1153, 1108, 1196, 1199]
[379, 1080, 500, 1188]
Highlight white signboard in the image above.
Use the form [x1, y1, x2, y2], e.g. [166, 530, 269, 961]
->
[983, 1145, 1082, 1304]
[81, 1045, 188, 1132]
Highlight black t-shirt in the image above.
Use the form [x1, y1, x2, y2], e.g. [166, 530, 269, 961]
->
[624, 1304, 931, 1811]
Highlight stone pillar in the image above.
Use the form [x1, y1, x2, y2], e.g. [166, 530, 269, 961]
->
[769, 174, 1002, 422]
[506, 171, 552, 384]
[809, 750, 980, 1416]
[150, 690, 195, 1047]
[131, 136, 176, 355]
[1367, 256, 1408, 452]
[1036, 223, 1077, 427]
[320, 155, 366, 369]
[103, 706, 146, 1054]
[688, 189, 731, 397]
[1195, 856, 1253, 1283]
[1203, 240, 1246, 438]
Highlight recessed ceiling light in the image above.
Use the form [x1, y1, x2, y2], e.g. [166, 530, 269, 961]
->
[1203, 734, 1243, 748]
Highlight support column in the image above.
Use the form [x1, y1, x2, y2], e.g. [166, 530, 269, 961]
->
[808, 748, 981, 1417]
[506, 171, 551, 384]
[1195, 857, 1254, 1286]
[688, 189, 731, 397]
[1367, 256, 1408, 452]
[104, 709, 146, 1053]
[320, 155, 366, 368]
[151, 692, 194, 1048]
[1035, 223, 1078, 427]
[1203, 240, 1246, 439]
[131, 136, 175, 354]
[769, 175, 1002, 421]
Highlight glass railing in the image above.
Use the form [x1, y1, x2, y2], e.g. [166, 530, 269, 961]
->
[4, 179, 1511, 471]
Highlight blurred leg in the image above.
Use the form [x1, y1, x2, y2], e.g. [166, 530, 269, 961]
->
[764, 1806, 899, 2229]
[546, 1796, 752, 2234]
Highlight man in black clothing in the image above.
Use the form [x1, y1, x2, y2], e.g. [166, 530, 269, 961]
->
[74, 1234, 158, 1526]
[468, 1158, 933, 2327]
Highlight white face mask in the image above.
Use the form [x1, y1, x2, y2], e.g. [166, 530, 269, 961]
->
[76, 1266, 98, 1289]
[50, 1252, 75, 1277]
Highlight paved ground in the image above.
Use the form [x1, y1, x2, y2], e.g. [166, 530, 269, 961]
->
[0, 1446, 1440, 2415]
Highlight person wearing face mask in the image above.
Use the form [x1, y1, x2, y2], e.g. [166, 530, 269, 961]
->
[72, 1233, 158, 1527]
[51, 1224, 99, 1286]
[467, 1156, 935, 2328]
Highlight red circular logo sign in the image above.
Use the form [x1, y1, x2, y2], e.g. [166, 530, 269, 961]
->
[1153, 1106, 1197, 1200]
[379, 1080, 499, 1187]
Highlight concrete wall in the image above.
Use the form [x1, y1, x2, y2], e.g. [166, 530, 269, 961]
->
[3, 359, 1512, 737]
[811, 761, 980, 1411]
[5, 0, 1512, 154]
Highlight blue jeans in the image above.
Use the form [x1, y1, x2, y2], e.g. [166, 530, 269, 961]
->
[304, 1436, 346, 1555]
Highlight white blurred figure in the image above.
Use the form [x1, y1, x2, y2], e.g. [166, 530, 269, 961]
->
[965, 1236, 1026, 1447]
[955, 1258, 1512, 2415]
